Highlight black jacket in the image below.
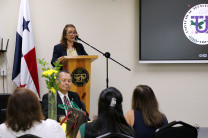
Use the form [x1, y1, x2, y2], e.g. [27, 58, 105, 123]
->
[51, 43, 88, 66]
[42, 91, 89, 121]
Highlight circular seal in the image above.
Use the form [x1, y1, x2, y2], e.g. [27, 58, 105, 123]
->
[183, 4, 208, 45]
[71, 67, 89, 87]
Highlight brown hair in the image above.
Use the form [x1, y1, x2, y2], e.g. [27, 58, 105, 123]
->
[131, 85, 166, 128]
[6, 88, 44, 132]
[60, 24, 79, 50]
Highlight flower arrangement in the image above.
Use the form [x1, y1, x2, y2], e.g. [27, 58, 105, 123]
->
[38, 58, 62, 120]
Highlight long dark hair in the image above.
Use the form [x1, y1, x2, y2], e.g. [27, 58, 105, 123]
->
[60, 24, 79, 51]
[86, 87, 134, 137]
[132, 85, 166, 128]
[6, 88, 44, 132]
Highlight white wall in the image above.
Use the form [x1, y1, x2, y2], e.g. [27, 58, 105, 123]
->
[0, 0, 208, 127]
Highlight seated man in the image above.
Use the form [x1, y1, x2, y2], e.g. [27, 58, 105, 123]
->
[42, 70, 89, 122]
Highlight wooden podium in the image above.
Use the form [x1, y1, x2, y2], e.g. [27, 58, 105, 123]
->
[58, 55, 98, 113]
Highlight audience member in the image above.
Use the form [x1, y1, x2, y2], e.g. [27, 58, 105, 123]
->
[0, 88, 66, 138]
[125, 85, 168, 138]
[76, 87, 134, 138]
[42, 70, 89, 122]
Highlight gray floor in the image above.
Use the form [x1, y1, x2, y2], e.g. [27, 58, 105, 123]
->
[198, 127, 208, 138]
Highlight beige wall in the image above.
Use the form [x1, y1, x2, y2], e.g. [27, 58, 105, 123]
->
[0, 0, 208, 126]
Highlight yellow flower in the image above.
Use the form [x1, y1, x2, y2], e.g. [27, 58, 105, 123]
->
[42, 69, 58, 76]
[42, 70, 49, 76]
[49, 87, 56, 94]
[48, 70, 53, 75]
[52, 69, 58, 74]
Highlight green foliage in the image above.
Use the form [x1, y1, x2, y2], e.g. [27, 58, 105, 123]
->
[37, 58, 63, 93]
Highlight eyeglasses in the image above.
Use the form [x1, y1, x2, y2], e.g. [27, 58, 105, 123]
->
[66, 32, 77, 35]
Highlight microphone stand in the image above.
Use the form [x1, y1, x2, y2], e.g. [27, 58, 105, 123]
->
[77, 37, 131, 88]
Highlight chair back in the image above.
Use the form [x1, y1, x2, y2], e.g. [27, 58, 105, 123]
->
[154, 120, 198, 138]
[0, 93, 11, 109]
[0, 93, 11, 124]
[17, 134, 41, 138]
[96, 132, 134, 138]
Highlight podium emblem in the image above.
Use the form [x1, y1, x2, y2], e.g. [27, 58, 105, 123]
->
[71, 67, 89, 87]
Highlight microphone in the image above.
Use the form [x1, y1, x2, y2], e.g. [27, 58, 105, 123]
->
[75, 34, 81, 41]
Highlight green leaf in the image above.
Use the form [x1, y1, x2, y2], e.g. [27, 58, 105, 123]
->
[38, 58, 60, 93]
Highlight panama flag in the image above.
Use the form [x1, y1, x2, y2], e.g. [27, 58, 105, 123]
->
[12, 0, 40, 98]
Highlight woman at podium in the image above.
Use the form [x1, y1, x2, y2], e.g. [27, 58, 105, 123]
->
[51, 24, 88, 66]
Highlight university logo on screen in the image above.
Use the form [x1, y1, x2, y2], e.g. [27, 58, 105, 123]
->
[183, 4, 208, 45]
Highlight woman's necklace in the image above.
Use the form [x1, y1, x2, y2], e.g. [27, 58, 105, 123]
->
[68, 47, 74, 51]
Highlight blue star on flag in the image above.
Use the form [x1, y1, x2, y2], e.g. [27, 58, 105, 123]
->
[23, 17, 30, 32]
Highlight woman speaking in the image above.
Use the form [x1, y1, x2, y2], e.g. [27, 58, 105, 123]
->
[51, 24, 88, 66]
